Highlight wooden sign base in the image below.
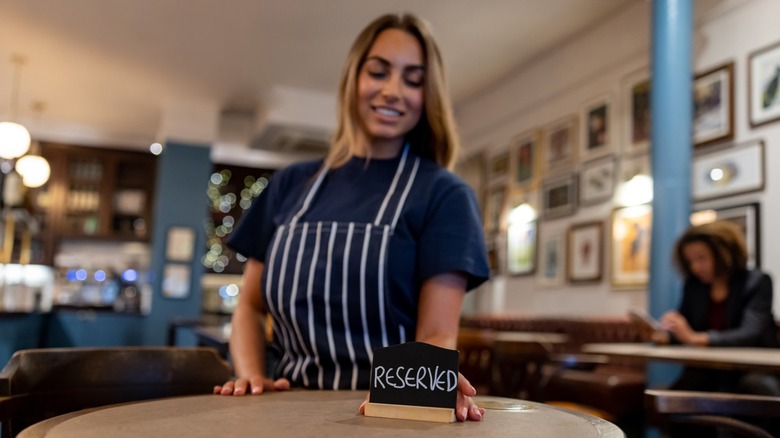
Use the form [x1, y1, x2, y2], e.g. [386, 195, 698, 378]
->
[364, 402, 456, 423]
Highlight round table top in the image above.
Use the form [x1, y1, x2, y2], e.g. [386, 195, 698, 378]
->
[21, 391, 624, 438]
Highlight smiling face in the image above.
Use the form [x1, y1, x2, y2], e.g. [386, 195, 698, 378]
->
[682, 241, 716, 284]
[356, 28, 425, 157]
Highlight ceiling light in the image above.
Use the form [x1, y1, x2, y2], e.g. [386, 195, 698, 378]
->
[15, 153, 50, 187]
[0, 55, 31, 159]
[14, 101, 51, 188]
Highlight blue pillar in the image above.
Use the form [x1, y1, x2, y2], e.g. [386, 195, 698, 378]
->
[648, 0, 692, 390]
[143, 142, 212, 345]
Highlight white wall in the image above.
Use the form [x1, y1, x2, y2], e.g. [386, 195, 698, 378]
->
[456, 0, 780, 317]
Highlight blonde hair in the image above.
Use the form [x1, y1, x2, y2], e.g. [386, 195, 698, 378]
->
[325, 13, 461, 170]
[674, 220, 748, 280]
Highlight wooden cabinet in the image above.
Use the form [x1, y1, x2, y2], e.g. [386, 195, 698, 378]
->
[24, 142, 158, 264]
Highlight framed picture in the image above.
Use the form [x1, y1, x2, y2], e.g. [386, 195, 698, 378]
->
[537, 230, 565, 286]
[694, 62, 734, 147]
[455, 150, 485, 194]
[622, 67, 651, 155]
[749, 40, 780, 127]
[485, 233, 500, 275]
[567, 221, 603, 283]
[620, 153, 649, 182]
[486, 148, 510, 186]
[507, 220, 536, 276]
[541, 173, 578, 219]
[162, 263, 192, 299]
[165, 226, 196, 262]
[484, 186, 507, 233]
[580, 94, 614, 161]
[580, 157, 616, 206]
[611, 204, 652, 288]
[511, 130, 538, 186]
[692, 139, 765, 201]
[542, 115, 578, 171]
[691, 202, 761, 268]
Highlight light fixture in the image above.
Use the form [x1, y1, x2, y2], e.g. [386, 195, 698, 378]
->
[16, 154, 50, 187]
[0, 55, 31, 160]
[615, 174, 653, 207]
[15, 101, 51, 188]
[507, 202, 537, 225]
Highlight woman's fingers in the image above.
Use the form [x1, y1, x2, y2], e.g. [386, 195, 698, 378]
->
[272, 377, 291, 391]
[457, 372, 476, 397]
[358, 392, 370, 414]
[215, 376, 286, 396]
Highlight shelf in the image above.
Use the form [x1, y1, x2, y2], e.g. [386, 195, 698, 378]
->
[34, 142, 159, 262]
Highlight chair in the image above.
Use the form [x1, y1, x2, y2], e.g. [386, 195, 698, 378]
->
[492, 336, 551, 400]
[646, 389, 780, 438]
[456, 328, 497, 396]
[0, 346, 233, 437]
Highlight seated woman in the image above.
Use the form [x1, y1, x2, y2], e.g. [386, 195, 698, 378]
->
[653, 220, 780, 436]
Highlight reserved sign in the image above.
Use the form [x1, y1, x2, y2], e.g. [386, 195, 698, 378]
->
[365, 342, 458, 422]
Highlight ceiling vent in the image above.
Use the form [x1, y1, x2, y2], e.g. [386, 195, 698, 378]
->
[249, 122, 331, 154]
[250, 86, 336, 155]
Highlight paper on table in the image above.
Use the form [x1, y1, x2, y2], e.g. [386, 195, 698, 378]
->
[629, 308, 664, 331]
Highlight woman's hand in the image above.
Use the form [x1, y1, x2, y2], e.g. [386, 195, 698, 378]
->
[214, 375, 290, 396]
[660, 311, 709, 346]
[455, 372, 485, 421]
[650, 329, 670, 345]
[358, 372, 485, 422]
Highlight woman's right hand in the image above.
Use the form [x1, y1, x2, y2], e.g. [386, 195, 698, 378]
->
[214, 375, 291, 396]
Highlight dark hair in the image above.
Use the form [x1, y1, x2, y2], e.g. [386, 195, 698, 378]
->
[674, 220, 748, 280]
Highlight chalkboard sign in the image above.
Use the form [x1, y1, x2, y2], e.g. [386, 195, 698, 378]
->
[368, 342, 459, 409]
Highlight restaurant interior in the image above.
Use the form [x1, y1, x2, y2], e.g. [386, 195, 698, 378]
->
[2, 0, 780, 436]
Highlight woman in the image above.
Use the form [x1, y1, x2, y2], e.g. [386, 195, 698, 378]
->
[214, 13, 489, 422]
[653, 220, 779, 435]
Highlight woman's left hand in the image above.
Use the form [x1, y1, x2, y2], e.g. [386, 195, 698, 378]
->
[455, 372, 485, 421]
[358, 372, 485, 422]
[661, 311, 708, 346]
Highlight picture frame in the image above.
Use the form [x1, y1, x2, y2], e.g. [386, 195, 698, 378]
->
[484, 186, 507, 233]
[580, 94, 614, 161]
[619, 153, 650, 182]
[541, 173, 578, 220]
[567, 221, 603, 283]
[579, 156, 616, 206]
[692, 139, 765, 201]
[162, 263, 192, 299]
[165, 226, 196, 262]
[691, 202, 761, 268]
[749, 40, 780, 128]
[507, 219, 537, 276]
[511, 130, 539, 187]
[610, 204, 652, 288]
[542, 115, 578, 171]
[694, 62, 734, 147]
[621, 67, 651, 155]
[486, 148, 510, 186]
[485, 233, 501, 275]
[537, 230, 565, 287]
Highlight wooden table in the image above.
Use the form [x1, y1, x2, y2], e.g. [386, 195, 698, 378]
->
[582, 343, 780, 373]
[20, 391, 624, 438]
[495, 331, 570, 348]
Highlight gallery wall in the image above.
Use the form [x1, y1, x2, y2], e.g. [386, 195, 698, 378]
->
[456, 0, 780, 317]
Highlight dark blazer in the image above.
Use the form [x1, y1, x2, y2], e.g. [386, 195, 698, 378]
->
[676, 269, 778, 348]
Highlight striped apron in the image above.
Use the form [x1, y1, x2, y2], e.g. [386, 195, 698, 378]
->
[264, 146, 420, 390]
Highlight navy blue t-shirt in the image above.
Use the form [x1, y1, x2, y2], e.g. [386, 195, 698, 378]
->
[228, 153, 489, 335]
